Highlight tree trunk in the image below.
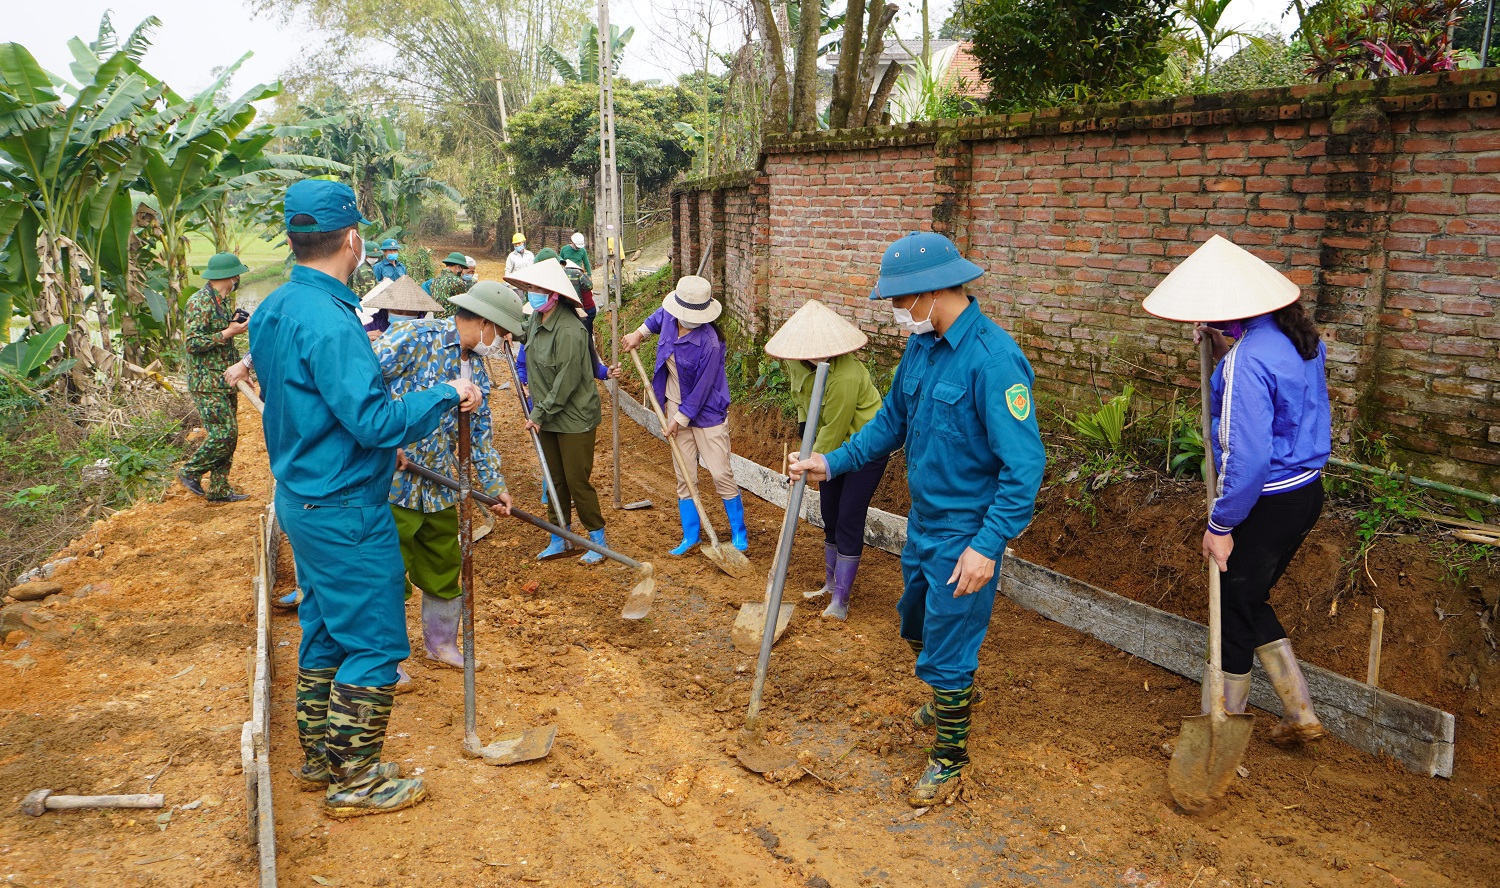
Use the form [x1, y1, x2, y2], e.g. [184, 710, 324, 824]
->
[849, 4, 899, 128]
[829, 0, 868, 129]
[750, 0, 791, 136]
[790, 0, 823, 131]
[865, 60, 902, 127]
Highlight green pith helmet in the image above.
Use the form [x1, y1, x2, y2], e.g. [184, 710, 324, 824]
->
[442, 251, 468, 267]
[203, 252, 251, 280]
[364, 240, 381, 258]
[451, 280, 528, 341]
[533, 247, 558, 263]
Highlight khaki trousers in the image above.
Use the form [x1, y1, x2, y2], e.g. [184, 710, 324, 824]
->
[667, 403, 739, 500]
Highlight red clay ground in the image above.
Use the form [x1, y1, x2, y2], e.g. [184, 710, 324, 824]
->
[4, 376, 1497, 886]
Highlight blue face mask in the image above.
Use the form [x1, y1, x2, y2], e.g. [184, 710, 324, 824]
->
[527, 292, 549, 311]
[514, 244, 524, 253]
[462, 273, 476, 282]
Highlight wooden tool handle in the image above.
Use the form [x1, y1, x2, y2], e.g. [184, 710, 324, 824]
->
[236, 381, 263, 413]
[50, 793, 164, 810]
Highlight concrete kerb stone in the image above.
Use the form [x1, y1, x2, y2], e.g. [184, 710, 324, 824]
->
[615, 388, 1457, 778]
[248, 502, 278, 885]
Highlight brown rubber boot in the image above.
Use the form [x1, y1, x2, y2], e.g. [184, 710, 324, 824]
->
[1257, 638, 1326, 746]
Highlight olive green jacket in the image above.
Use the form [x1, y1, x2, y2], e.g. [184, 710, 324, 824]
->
[524, 307, 601, 434]
[785, 353, 882, 456]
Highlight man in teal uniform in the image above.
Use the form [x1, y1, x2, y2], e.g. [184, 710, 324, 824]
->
[249, 179, 482, 818]
[372, 238, 406, 283]
[789, 231, 1046, 806]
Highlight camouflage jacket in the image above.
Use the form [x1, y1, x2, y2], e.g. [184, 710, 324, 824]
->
[430, 270, 471, 318]
[183, 283, 240, 393]
[350, 263, 378, 297]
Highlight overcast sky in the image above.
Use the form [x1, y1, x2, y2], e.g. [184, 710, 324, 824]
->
[12, 0, 1299, 98]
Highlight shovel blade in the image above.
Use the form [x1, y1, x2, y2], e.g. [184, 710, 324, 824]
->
[730, 603, 795, 655]
[1167, 712, 1255, 813]
[702, 544, 755, 579]
[620, 577, 658, 620]
[735, 739, 797, 774]
[464, 725, 557, 766]
[622, 500, 654, 510]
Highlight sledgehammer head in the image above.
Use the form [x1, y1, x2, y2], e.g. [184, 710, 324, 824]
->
[21, 789, 51, 816]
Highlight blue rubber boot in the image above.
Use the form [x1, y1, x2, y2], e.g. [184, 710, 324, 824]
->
[723, 495, 749, 552]
[273, 589, 302, 610]
[537, 535, 568, 560]
[580, 528, 608, 565]
[670, 499, 701, 557]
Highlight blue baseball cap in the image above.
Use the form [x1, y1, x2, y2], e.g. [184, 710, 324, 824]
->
[870, 231, 984, 300]
[284, 180, 370, 233]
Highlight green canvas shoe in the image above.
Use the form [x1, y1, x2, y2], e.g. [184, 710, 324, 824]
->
[323, 682, 427, 818]
[908, 684, 973, 807]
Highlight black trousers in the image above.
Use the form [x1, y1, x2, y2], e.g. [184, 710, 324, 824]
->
[1220, 480, 1324, 674]
[819, 454, 889, 557]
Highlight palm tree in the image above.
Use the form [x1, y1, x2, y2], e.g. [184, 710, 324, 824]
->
[1177, 0, 1269, 82]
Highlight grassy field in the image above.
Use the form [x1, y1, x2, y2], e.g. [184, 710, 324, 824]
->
[185, 227, 288, 273]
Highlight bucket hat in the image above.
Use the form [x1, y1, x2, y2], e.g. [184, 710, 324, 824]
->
[662, 276, 721, 325]
[380, 238, 401, 251]
[764, 300, 868, 361]
[505, 258, 580, 305]
[870, 231, 983, 300]
[364, 240, 381, 258]
[512, 232, 527, 245]
[363, 275, 443, 314]
[452, 281, 528, 341]
[202, 252, 250, 281]
[1142, 235, 1301, 323]
[441, 251, 468, 267]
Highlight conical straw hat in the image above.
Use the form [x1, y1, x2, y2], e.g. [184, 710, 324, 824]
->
[363, 275, 443, 314]
[504, 257, 580, 305]
[764, 299, 869, 360]
[1142, 235, 1301, 323]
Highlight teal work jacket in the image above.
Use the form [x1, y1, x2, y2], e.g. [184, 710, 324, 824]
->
[249, 264, 457, 506]
[824, 298, 1046, 558]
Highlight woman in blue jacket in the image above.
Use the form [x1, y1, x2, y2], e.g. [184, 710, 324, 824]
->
[1150, 235, 1331, 747]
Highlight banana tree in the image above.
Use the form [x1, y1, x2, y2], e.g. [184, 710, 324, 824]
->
[541, 24, 635, 84]
[136, 55, 278, 343]
[195, 121, 350, 254]
[0, 16, 168, 380]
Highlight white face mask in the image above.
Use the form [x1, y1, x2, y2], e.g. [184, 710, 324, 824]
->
[366, 256, 378, 265]
[471, 323, 502, 357]
[892, 297, 935, 336]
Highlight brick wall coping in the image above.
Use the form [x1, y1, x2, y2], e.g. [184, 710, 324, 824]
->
[735, 68, 1500, 156]
[671, 170, 763, 195]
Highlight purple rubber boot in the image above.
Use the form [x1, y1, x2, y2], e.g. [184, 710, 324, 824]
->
[804, 543, 837, 600]
[822, 553, 861, 620]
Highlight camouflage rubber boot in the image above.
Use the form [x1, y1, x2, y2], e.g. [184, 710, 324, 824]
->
[294, 668, 399, 791]
[323, 682, 427, 818]
[905, 637, 924, 658]
[908, 685, 973, 807]
[913, 686, 985, 730]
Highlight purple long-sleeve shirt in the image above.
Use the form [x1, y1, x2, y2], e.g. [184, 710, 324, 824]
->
[644, 307, 730, 428]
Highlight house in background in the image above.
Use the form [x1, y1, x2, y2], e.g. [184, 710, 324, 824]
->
[825, 39, 987, 125]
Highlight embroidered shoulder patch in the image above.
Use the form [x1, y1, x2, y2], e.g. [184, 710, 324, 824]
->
[1005, 383, 1031, 421]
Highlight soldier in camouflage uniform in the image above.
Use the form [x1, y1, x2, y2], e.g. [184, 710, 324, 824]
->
[429, 251, 472, 317]
[349, 240, 380, 297]
[179, 252, 252, 503]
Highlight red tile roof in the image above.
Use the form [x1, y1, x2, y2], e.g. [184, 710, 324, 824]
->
[941, 42, 985, 98]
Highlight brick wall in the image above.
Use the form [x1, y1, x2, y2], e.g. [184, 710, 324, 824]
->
[672, 70, 1500, 489]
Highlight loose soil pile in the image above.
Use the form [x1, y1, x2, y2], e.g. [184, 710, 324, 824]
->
[3, 247, 1495, 885]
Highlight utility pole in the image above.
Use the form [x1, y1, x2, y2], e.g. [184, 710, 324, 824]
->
[495, 73, 524, 243]
[598, 1, 623, 509]
[1483, 0, 1497, 68]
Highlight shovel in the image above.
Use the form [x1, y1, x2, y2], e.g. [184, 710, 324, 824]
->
[456, 357, 556, 765]
[502, 343, 574, 560]
[745, 361, 830, 722]
[402, 462, 659, 620]
[1167, 337, 1254, 812]
[629, 350, 754, 579]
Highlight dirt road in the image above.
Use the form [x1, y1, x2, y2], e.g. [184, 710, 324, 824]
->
[5, 374, 1496, 886]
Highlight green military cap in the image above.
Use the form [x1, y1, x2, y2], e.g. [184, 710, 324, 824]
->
[452, 280, 528, 341]
[364, 240, 381, 258]
[203, 252, 251, 280]
[442, 251, 468, 267]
